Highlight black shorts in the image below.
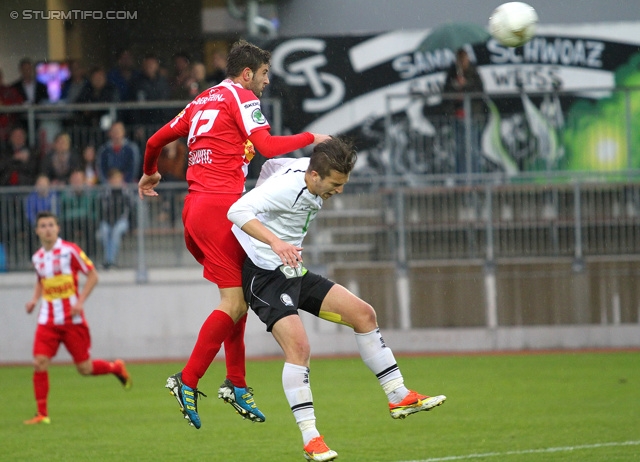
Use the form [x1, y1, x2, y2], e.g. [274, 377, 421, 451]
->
[242, 259, 335, 332]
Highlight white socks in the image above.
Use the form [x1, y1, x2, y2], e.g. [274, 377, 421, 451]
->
[355, 328, 410, 404]
[283, 362, 319, 445]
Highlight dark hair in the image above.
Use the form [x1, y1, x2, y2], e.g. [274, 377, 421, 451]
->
[308, 137, 357, 179]
[226, 39, 271, 78]
[36, 210, 58, 225]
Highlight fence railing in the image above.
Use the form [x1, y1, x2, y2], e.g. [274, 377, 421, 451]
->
[1, 173, 639, 275]
[0, 98, 283, 155]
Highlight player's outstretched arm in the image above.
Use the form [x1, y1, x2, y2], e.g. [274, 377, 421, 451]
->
[312, 133, 331, 145]
[249, 130, 330, 158]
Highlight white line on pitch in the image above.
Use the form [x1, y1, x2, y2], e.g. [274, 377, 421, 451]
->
[396, 440, 640, 462]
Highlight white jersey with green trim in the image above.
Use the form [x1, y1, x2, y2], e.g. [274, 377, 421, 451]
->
[229, 157, 321, 270]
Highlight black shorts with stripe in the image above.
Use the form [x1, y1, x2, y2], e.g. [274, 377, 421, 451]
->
[242, 258, 335, 332]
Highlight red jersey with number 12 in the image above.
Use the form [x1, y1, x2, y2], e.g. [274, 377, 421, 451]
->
[168, 79, 270, 195]
[31, 238, 94, 326]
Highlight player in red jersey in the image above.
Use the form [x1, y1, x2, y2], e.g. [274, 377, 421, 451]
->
[138, 39, 330, 429]
[23, 211, 132, 425]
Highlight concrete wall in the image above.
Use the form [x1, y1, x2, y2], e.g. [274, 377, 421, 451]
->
[2, 263, 639, 365]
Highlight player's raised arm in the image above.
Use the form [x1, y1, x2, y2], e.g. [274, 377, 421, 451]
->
[248, 129, 330, 159]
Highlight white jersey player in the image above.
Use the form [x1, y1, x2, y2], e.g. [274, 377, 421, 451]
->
[228, 138, 446, 462]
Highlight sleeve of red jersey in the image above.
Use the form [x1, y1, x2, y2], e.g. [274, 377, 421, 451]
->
[143, 122, 184, 175]
[69, 242, 94, 274]
[249, 129, 314, 159]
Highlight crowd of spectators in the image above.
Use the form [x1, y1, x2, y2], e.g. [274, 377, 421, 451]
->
[0, 46, 222, 185]
[0, 47, 225, 269]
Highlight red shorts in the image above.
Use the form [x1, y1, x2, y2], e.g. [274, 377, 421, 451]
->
[33, 323, 92, 363]
[182, 193, 246, 288]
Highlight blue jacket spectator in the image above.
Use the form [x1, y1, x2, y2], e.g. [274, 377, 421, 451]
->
[96, 121, 140, 184]
[25, 175, 58, 226]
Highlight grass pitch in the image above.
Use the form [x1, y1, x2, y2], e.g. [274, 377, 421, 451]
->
[1, 351, 639, 461]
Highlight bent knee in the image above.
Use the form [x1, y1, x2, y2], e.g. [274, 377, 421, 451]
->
[354, 302, 378, 332]
[76, 360, 93, 375]
[287, 342, 311, 365]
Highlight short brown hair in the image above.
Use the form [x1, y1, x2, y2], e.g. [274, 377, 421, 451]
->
[226, 39, 271, 78]
[308, 137, 357, 179]
[35, 211, 58, 225]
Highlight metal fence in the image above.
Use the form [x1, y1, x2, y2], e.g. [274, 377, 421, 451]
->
[0, 98, 283, 157]
[1, 174, 639, 274]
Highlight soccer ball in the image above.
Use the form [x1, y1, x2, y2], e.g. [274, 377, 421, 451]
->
[489, 2, 538, 47]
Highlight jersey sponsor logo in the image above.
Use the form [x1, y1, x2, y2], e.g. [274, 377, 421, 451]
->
[188, 149, 213, 166]
[251, 108, 267, 125]
[280, 293, 294, 306]
[41, 274, 76, 301]
[193, 93, 225, 105]
[280, 264, 307, 279]
[244, 101, 260, 109]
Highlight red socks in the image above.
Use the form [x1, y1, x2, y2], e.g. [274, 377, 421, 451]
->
[91, 359, 115, 375]
[182, 310, 235, 388]
[224, 314, 247, 388]
[33, 371, 49, 416]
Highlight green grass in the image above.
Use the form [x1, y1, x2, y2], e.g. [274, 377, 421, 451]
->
[2, 351, 639, 461]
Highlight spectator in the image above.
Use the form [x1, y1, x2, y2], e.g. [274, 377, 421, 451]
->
[81, 144, 99, 186]
[157, 138, 187, 182]
[60, 60, 88, 104]
[442, 48, 487, 176]
[40, 132, 81, 185]
[0, 126, 38, 186]
[0, 68, 24, 140]
[76, 66, 119, 128]
[169, 51, 192, 100]
[11, 58, 49, 104]
[206, 49, 227, 86]
[99, 169, 133, 269]
[96, 121, 140, 184]
[60, 169, 98, 257]
[24, 175, 59, 250]
[128, 53, 172, 126]
[107, 48, 140, 102]
[186, 62, 210, 98]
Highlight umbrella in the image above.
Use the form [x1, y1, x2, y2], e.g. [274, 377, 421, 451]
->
[417, 22, 490, 53]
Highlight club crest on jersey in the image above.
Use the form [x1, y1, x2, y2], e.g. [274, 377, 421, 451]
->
[280, 293, 294, 307]
[252, 108, 266, 124]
